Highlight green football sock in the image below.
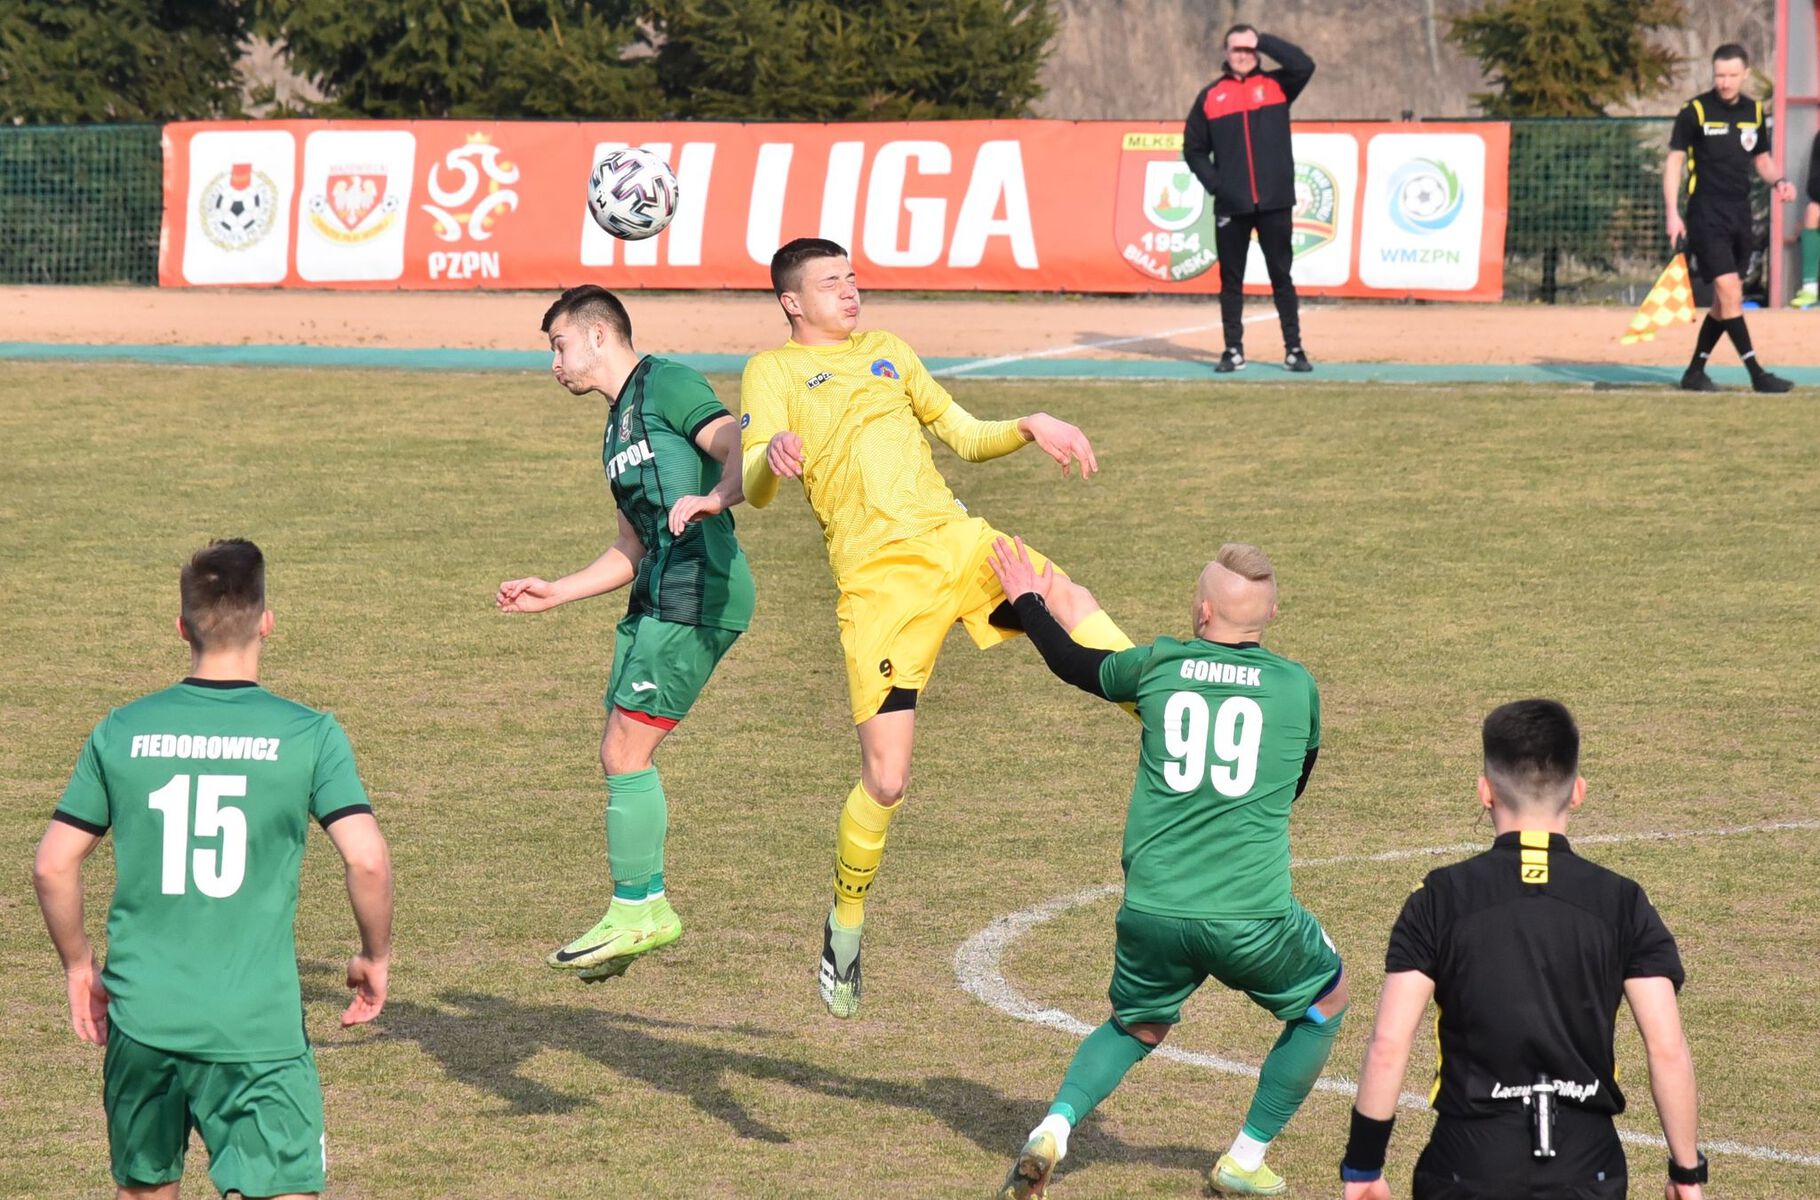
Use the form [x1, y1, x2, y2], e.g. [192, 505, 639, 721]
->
[605, 768, 666, 899]
[1802, 228, 1819, 286]
[1047, 1019, 1154, 1125]
[1241, 1009, 1344, 1142]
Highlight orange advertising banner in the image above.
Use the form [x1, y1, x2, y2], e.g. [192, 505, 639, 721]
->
[160, 119, 1508, 300]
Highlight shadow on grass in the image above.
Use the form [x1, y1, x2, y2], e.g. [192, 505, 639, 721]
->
[302, 966, 1209, 1180]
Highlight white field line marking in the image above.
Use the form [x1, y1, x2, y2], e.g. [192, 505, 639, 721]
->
[934, 317, 1271, 376]
[953, 819, 1820, 1168]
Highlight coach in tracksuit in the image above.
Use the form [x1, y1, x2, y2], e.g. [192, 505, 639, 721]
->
[1184, 25, 1315, 374]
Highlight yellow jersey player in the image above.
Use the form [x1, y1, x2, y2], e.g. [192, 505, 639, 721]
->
[740, 237, 1136, 1019]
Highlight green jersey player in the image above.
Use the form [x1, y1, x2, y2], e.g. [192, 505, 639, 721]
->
[33, 539, 394, 1200]
[497, 285, 752, 982]
[987, 538, 1347, 1199]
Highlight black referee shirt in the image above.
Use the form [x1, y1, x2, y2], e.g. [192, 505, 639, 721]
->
[1386, 832, 1684, 1124]
[1670, 88, 1771, 216]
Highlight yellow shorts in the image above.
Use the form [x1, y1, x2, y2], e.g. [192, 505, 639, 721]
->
[836, 517, 1057, 724]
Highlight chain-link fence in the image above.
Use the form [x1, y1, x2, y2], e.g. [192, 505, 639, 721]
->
[0, 125, 162, 286]
[1497, 118, 1680, 305]
[1499, 116, 1783, 306]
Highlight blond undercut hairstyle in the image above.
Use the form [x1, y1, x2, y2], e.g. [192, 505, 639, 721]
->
[1215, 542, 1275, 582]
[180, 539, 266, 651]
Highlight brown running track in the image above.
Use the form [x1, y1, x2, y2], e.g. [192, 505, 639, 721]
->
[3, 286, 1814, 368]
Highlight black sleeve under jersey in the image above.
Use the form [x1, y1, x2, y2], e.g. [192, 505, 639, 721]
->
[1011, 593, 1113, 699]
[1293, 746, 1319, 800]
[1808, 131, 1820, 203]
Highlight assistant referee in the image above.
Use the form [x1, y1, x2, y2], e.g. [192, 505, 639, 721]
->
[1340, 700, 1705, 1200]
[1665, 43, 1799, 393]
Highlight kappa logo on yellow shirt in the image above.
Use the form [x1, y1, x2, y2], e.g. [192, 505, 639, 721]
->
[806, 372, 834, 389]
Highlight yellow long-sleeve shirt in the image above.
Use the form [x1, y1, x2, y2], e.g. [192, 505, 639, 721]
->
[740, 330, 1029, 583]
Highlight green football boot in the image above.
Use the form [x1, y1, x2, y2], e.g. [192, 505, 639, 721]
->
[548, 896, 682, 976]
[1210, 1153, 1287, 1196]
[818, 911, 863, 1019]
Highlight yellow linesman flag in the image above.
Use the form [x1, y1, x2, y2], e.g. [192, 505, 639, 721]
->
[1620, 254, 1698, 343]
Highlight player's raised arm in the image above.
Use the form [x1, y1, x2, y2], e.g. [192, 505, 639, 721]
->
[1015, 411, 1099, 479]
[893, 338, 1030, 465]
[34, 818, 109, 1045]
[904, 339, 1096, 478]
[497, 512, 644, 613]
[668, 413, 746, 535]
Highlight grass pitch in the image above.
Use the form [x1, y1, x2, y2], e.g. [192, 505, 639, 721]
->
[2, 363, 1816, 1198]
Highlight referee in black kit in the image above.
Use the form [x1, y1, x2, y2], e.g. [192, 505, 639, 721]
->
[1665, 42, 1799, 393]
[1340, 700, 1705, 1200]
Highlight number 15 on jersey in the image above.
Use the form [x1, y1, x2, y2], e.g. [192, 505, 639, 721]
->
[147, 774, 248, 898]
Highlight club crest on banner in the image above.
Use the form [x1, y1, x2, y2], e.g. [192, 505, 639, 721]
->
[200, 163, 278, 251]
[1291, 162, 1339, 255]
[1388, 157, 1464, 235]
[422, 133, 521, 243]
[1114, 132, 1218, 282]
[306, 167, 402, 244]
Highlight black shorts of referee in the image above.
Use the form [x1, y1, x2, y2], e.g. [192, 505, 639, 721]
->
[1412, 1108, 1625, 1200]
[1683, 200, 1754, 284]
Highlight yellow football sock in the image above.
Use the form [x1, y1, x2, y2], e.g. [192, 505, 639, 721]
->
[1067, 608, 1135, 653]
[1067, 609, 1140, 717]
[833, 782, 897, 929]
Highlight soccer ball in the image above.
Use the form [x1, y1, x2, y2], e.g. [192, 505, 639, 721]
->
[201, 167, 276, 249]
[588, 148, 679, 241]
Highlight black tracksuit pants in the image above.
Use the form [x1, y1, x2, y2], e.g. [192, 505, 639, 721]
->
[1214, 205, 1300, 353]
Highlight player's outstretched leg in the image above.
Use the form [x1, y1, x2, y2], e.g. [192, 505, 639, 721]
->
[998, 1123, 1063, 1200]
[1000, 1019, 1156, 1196]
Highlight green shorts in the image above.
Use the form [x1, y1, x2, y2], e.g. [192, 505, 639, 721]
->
[104, 1026, 326, 1196]
[1108, 900, 1342, 1026]
[605, 612, 741, 722]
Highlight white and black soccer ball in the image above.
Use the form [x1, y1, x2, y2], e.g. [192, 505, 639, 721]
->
[201, 168, 277, 250]
[587, 148, 678, 241]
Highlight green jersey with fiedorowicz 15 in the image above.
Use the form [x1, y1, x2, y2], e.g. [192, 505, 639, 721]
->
[604, 355, 755, 631]
[1098, 637, 1320, 920]
[54, 680, 373, 1062]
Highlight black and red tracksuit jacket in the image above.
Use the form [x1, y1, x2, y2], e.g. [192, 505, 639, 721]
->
[1182, 34, 1314, 215]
